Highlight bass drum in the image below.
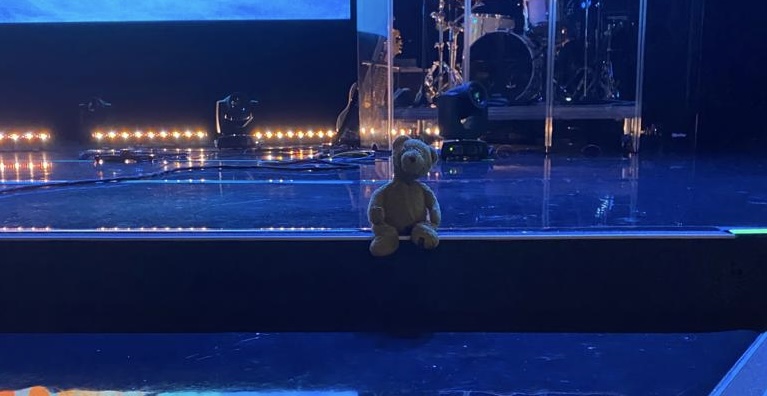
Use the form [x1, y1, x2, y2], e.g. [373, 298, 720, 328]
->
[470, 31, 543, 104]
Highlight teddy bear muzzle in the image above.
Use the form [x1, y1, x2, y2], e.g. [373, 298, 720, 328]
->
[401, 150, 426, 174]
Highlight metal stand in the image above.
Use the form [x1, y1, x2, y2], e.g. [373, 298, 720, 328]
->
[380, 0, 648, 154]
[630, 0, 648, 153]
[581, 1, 592, 101]
[387, 0, 394, 148]
[424, 0, 466, 103]
[544, 0, 558, 154]
[462, 0, 472, 79]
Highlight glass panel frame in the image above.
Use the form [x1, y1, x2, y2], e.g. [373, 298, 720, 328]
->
[356, 0, 394, 150]
[546, 0, 648, 153]
[367, 0, 648, 154]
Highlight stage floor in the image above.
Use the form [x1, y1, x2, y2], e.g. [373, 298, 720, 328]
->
[0, 332, 759, 394]
[0, 146, 765, 235]
[1, 147, 766, 394]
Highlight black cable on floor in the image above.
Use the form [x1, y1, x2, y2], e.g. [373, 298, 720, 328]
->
[0, 158, 362, 196]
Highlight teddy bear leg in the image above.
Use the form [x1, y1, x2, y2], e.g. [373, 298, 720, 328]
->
[370, 224, 400, 257]
[411, 222, 439, 250]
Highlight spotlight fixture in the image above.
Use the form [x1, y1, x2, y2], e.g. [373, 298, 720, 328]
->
[215, 92, 259, 149]
[437, 82, 490, 161]
[79, 97, 112, 113]
[79, 97, 113, 140]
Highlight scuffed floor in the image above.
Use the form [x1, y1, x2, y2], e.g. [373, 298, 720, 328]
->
[0, 332, 756, 394]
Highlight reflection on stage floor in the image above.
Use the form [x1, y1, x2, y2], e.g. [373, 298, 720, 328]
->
[0, 147, 764, 235]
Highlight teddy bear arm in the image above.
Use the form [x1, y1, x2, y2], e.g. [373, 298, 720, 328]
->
[422, 185, 442, 227]
[367, 188, 387, 225]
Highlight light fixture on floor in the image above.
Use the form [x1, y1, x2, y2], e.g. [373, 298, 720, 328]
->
[215, 92, 259, 149]
[437, 82, 490, 161]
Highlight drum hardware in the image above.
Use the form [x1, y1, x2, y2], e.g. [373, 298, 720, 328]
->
[582, 0, 593, 101]
[423, 0, 466, 103]
[601, 19, 620, 100]
[416, 0, 627, 107]
[551, 0, 598, 101]
[424, 0, 548, 105]
[555, 1, 623, 102]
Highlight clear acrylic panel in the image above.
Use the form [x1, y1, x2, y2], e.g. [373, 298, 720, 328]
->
[385, 0, 557, 153]
[356, 0, 394, 150]
[548, 0, 647, 152]
[378, 0, 648, 154]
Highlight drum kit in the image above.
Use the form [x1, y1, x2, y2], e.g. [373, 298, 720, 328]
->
[421, 0, 631, 105]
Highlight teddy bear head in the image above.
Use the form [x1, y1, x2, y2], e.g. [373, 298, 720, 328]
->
[391, 135, 438, 182]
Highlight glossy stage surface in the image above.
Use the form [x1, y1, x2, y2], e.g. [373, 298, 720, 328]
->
[1, 147, 766, 394]
[0, 332, 759, 394]
[0, 147, 765, 234]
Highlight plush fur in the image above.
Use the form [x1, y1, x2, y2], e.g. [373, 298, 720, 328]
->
[368, 135, 441, 256]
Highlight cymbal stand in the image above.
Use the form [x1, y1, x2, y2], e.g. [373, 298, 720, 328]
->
[433, 0, 447, 89]
[581, 0, 592, 100]
[424, 0, 464, 102]
[601, 18, 619, 99]
[447, 19, 464, 87]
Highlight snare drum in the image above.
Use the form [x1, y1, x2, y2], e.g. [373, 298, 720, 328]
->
[468, 13, 516, 45]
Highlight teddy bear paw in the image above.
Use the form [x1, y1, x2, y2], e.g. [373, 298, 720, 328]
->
[370, 235, 400, 257]
[370, 223, 400, 256]
[411, 223, 439, 250]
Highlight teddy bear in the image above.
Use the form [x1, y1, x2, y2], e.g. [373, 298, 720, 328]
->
[367, 135, 441, 256]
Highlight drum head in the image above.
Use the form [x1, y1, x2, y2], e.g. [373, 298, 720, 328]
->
[470, 31, 537, 103]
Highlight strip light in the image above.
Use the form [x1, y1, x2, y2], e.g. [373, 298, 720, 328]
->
[729, 228, 767, 235]
[92, 128, 208, 146]
[0, 130, 52, 145]
[251, 128, 335, 142]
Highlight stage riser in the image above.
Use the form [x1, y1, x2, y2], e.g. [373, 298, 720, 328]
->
[0, 237, 765, 333]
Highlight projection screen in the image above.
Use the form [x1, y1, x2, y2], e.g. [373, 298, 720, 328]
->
[0, 0, 351, 23]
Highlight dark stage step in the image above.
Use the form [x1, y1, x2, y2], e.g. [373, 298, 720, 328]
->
[1, 232, 765, 334]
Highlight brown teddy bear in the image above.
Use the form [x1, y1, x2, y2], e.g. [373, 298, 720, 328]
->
[368, 135, 441, 256]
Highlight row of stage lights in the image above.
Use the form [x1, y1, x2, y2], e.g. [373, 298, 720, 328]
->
[82, 128, 437, 141]
[251, 128, 335, 141]
[92, 127, 337, 145]
[0, 130, 51, 145]
[92, 129, 338, 142]
[93, 129, 208, 142]
[2, 126, 439, 149]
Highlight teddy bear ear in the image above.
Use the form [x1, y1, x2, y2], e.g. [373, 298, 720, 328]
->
[392, 135, 410, 151]
[430, 146, 438, 163]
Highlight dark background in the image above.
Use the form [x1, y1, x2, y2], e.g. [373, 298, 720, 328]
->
[0, 19, 358, 133]
[0, 0, 764, 152]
